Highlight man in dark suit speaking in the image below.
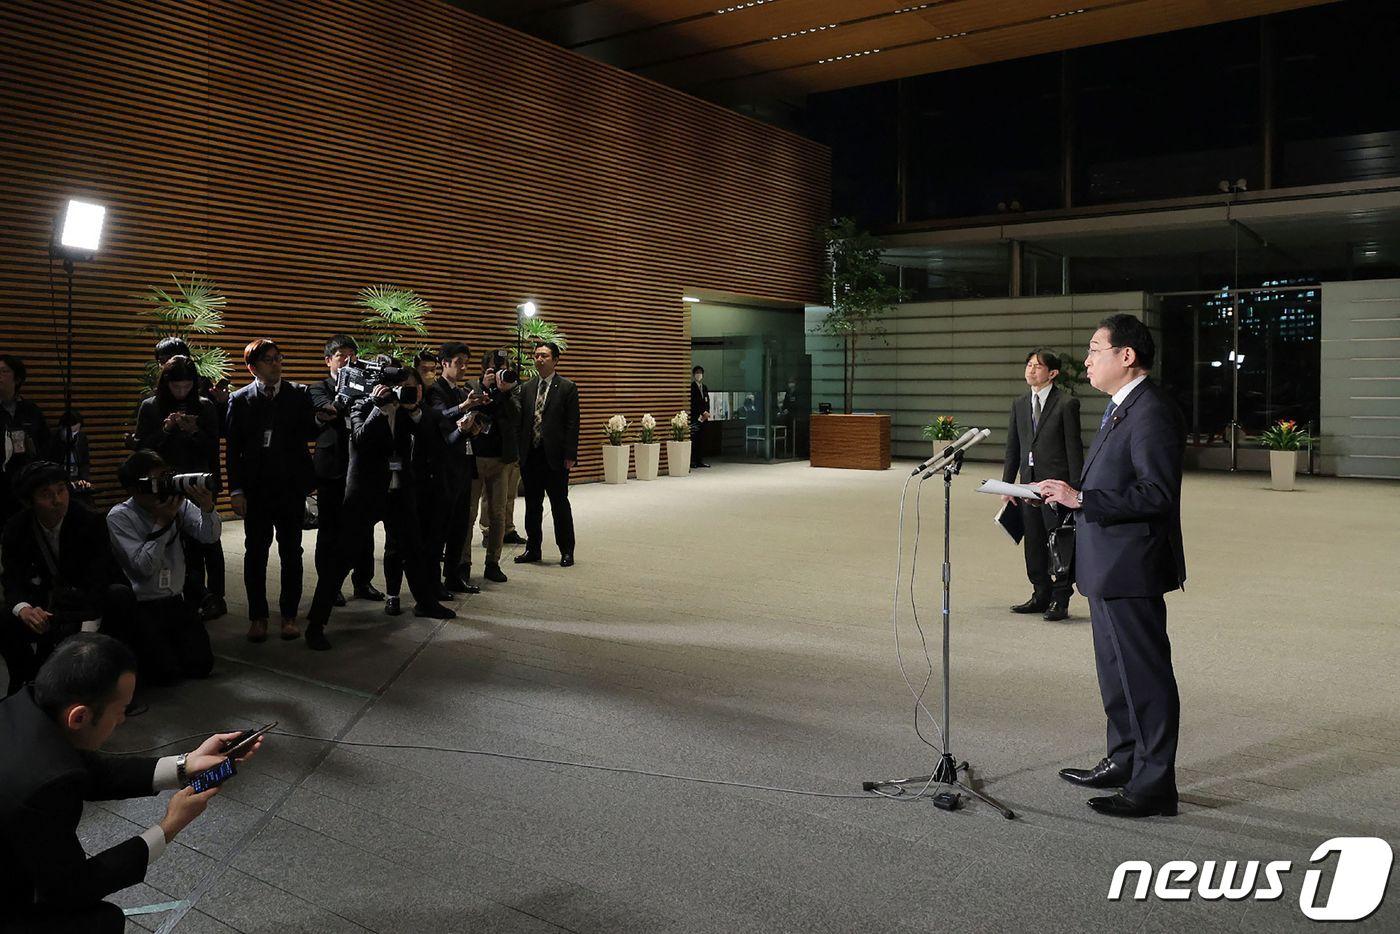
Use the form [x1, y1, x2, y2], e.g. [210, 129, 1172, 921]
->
[0, 634, 262, 932]
[1001, 349, 1084, 621]
[515, 342, 579, 568]
[1035, 314, 1186, 819]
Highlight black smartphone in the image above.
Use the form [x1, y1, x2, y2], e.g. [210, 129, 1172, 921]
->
[222, 721, 276, 759]
[187, 758, 235, 793]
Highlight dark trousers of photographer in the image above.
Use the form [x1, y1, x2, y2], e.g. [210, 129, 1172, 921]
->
[130, 594, 212, 686]
[243, 489, 305, 621]
[309, 487, 436, 625]
[181, 535, 225, 603]
[314, 476, 374, 591]
[468, 456, 508, 565]
[1, 584, 133, 696]
[521, 449, 574, 555]
[384, 476, 438, 598]
[440, 466, 475, 582]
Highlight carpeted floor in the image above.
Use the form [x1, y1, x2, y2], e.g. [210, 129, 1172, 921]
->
[55, 461, 1400, 932]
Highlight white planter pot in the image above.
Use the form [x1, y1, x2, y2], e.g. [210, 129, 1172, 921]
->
[667, 440, 692, 477]
[635, 442, 660, 480]
[1269, 449, 1298, 491]
[602, 444, 629, 484]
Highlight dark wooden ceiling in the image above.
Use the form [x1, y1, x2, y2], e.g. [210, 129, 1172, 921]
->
[452, 0, 1340, 105]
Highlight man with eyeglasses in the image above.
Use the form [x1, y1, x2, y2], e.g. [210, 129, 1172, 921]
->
[1034, 314, 1186, 820]
[225, 339, 318, 644]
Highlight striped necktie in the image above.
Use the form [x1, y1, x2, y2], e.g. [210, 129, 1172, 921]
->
[533, 379, 548, 446]
[1099, 400, 1118, 430]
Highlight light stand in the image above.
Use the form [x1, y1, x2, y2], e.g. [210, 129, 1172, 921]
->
[865, 449, 1016, 819]
[50, 199, 105, 482]
[516, 300, 536, 378]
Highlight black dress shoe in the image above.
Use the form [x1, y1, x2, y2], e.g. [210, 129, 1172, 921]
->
[1042, 601, 1069, 621]
[514, 551, 542, 564]
[444, 576, 480, 595]
[385, 596, 402, 617]
[1088, 792, 1178, 818]
[1011, 597, 1050, 614]
[332, 591, 347, 607]
[560, 554, 574, 567]
[1059, 758, 1130, 789]
[502, 531, 525, 545]
[436, 584, 454, 601]
[199, 594, 228, 620]
[696, 462, 711, 468]
[484, 563, 508, 583]
[414, 602, 457, 620]
[353, 583, 385, 601]
[305, 625, 332, 651]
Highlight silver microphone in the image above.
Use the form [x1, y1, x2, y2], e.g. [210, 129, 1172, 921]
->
[920, 427, 992, 477]
[911, 428, 979, 475]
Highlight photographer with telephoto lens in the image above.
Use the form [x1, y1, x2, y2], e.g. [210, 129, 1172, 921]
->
[105, 451, 218, 686]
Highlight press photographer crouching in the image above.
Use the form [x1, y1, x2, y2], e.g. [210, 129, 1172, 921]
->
[105, 451, 219, 685]
[1, 461, 132, 696]
[305, 356, 455, 650]
[0, 634, 262, 933]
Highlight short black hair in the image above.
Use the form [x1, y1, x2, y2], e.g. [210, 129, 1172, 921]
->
[13, 459, 67, 502]
[57, 408, 83, 427]
[439, 341, 470, 362]
[118, 449, 166, 490]
[0, 354, 27, 388]
[692, 365, 704, 375]
[414, 350, 438, 367]
[324, 334, 358, 358]
[536, 341, 561, 360]
[1025, 348, 1061, 372]
[33, 633, 138, 720]
[1096, 314, 1155, 371]
[154, 337, 191, 363]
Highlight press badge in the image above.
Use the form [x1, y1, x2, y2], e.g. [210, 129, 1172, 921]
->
[1028, 451, 1035, 467]
[388, 457, 403, 473]
[158, 568, 172, 591]
[262, 429, 273, 448]
[463, 439, 473, 455]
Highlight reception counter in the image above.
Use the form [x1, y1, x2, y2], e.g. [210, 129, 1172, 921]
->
[809, 413, 891, 470]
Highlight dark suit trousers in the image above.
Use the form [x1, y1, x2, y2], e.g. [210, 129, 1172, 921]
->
[690, 421, 706, 466]
[3, 901, 125, 934]
[182, 534, 225, 601]
[1021, 501, 1072, 603]
[243, 488, 305, 620]
[131, 596, 213, 686]
[522, 446, 574, 555]
[310, 487, 436, 624]
[2, 585, 133, 696]
[441, 467, 474, 577]
[385, 479, 438, 596]
[1089, 594, 1180, 799]
[315, 477, 373, 588]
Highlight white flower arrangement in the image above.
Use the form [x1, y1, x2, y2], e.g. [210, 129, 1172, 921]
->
[605, 414, 628, 446]
[669, 411, 689, 441]
[639, 413, 657, 444]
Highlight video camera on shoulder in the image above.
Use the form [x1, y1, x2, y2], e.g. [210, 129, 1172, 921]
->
[336, 358, 413, 406]
[135, 472, 214, 498]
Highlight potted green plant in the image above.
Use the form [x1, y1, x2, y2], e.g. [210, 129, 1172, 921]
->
[921, 414, 965, 456]
[603, 414, 629, 484]
[355, 284, 431, 363]
[667, 412, 691, 477]
[137, 274, 232, 395]
[813, 217, 910, 414]
[512, 316, 568, 380]
[635, 413, 660, 480]
[1259, 419, 1307, 491]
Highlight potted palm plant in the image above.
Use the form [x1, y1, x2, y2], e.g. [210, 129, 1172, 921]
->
[355, 284, 431, 364]
[603, 414, 629, 484]
[1260, 419, 1307, 491]
[667, 412, 691, 477]
[635, 413, 660, 480]
[137, 273, 232, 395]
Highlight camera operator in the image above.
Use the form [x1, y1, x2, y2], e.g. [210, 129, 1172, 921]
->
[0, 633, 262, 933]
[427, 341, 485, 595]
[1, 462, 131, 696]
[310, 335, 380, 606]
[382, 361, 451, 616]
[305, 359, 455, 649]
[106, 451, 218, 685]
[1, 354, 49, 528]
[225, 339, 317, 643]
[134, 356, 227, 621]
[467, 351, 520, 583]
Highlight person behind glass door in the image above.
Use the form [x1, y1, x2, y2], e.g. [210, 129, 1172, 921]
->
[224, 339, 317, 644]
[515, 342, 578, 567]
[689, 365, 711, 468]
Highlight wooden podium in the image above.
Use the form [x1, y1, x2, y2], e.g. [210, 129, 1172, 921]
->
[809, 414, 891, 470]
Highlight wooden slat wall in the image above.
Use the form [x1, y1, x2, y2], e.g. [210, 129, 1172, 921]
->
[0, 0, 829, 504]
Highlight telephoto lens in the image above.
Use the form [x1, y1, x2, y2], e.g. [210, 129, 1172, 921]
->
[137, 473, 214, 497]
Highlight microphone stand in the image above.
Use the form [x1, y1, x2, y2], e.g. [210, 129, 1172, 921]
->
[866, 448, 1016, 819]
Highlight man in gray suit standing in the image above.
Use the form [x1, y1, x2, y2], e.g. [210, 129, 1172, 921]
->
[1002, 349, 1083, 621]
[1037, 314, 1187, 819]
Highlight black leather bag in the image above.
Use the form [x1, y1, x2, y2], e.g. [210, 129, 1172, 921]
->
[1047, 507, 1076, 585]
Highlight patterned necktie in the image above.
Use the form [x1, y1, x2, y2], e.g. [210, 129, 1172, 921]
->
[533, 378, 548, 446]
[1099, 400, 1118, 430]
[1032, 392, 1042, 433]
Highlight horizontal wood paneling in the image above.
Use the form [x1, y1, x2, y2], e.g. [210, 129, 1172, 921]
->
[0, 0, 829, 505]
[809, 414, 891, 470]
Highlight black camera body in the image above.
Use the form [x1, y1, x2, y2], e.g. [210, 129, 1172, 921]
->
[489, 349, 519, 385]
[135, 472, 214, 498]
[336, 358, 411, 405]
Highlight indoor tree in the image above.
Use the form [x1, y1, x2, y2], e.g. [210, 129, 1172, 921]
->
[355, 284, 432, 364]
[137, 273, 232, 394]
